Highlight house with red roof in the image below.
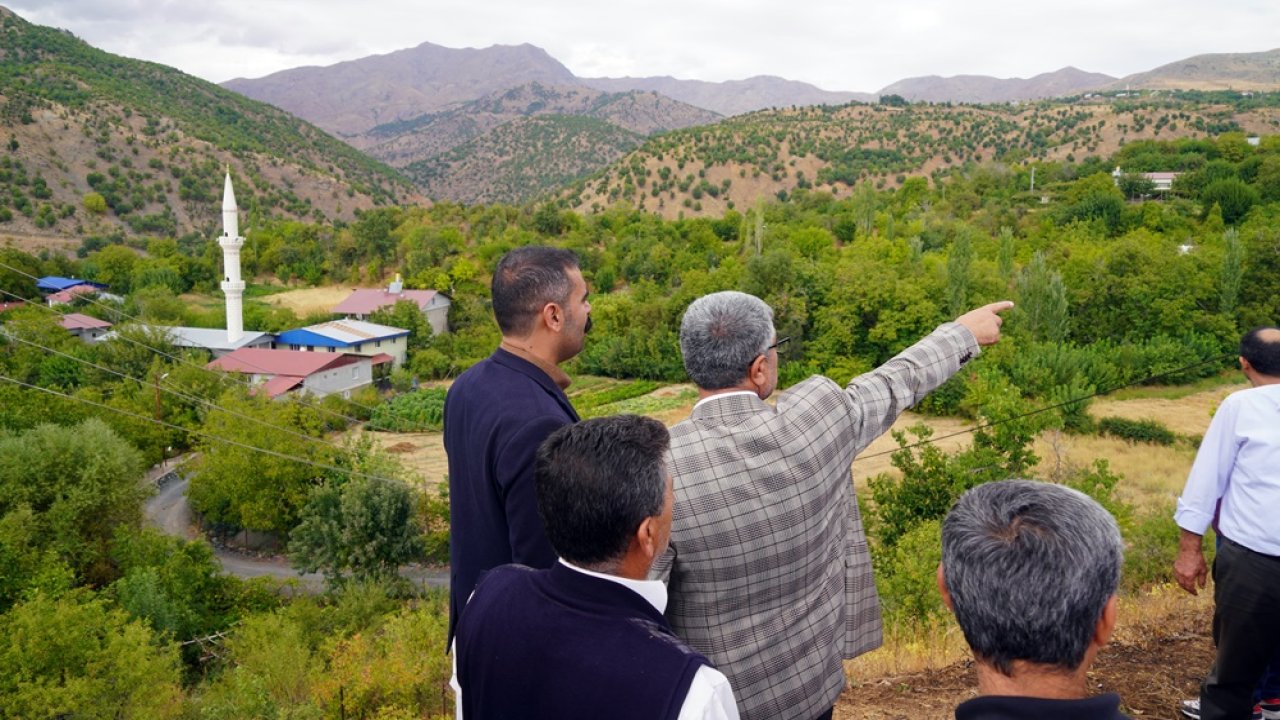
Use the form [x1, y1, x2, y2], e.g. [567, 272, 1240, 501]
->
[207, 347, 389, 399]
[333, 275, 450, 335]
[58, 313, 113, 343]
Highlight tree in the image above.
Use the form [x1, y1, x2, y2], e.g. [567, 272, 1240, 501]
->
[370, 298, 433, 353]
[1016, 251, 1069, 343]
[945, 230, 973, 318]
[188, 394, 334, 533]
[1116, 172, 1156, 200]
[1219, 228, 1246, 317]
[996, 226, 1016, 290]
[83, 192, 108, 215]
[1201, 178, 1259, 225]
[0, 419, 146, 593]
[289, 474, 423, 586]
[0, 591, 183, 719]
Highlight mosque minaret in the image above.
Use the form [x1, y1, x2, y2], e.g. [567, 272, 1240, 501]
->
[218, 171, 245, 344]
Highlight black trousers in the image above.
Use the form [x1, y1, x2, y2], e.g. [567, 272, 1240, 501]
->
[1201, 539, 1280, 720]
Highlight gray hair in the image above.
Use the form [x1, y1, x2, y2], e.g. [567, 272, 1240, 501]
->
[679, 291, 775, 390]
[941, 480, 1123, 676]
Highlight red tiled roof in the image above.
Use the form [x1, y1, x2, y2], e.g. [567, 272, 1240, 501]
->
[0, 301, 26, 313]
[256, 375, 306, 398]
[58, 313, 113, 331]
[369, 353, 394, 365]
[208, 348, 364, 376]
[333, 288, 439, 315]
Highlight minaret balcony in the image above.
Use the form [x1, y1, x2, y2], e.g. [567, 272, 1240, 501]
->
[221, 280, 245, 292]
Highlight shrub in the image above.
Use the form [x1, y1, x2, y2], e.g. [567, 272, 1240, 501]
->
[1098, 416, 1179, 446]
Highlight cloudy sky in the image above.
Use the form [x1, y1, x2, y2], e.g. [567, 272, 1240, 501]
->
[9, 0, 1279, 91]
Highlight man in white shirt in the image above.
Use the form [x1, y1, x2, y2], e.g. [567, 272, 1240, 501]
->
[1174, 326, 1280, 720]
[453, 414, 738, 720]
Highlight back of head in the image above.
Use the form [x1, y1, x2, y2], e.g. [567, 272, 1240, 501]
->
[679, 291, 774, 390]
[535, 415, 669, 568]
[491, 246, 579, 336]
[1240, 326, 1280, 377]
[941, 480, 1123, 676]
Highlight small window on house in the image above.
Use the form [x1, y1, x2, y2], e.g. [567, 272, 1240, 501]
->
[376, 340, 382, 347]
[290, 344, 300, 351]
[352, 366, 360, 379]
[307, 346, 314, 352]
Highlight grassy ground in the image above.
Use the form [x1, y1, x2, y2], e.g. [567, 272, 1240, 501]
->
[260, 285, 356, 317]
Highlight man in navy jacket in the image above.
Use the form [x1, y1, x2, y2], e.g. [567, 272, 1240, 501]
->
[444, 245, 591, 644]
[454, 415, 738, 719]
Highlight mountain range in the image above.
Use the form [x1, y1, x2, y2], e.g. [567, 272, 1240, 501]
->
[223, 39, 1280, 205]
[2, 1, 1279, 238]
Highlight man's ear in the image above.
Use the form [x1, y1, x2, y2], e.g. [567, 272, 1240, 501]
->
[748, 353, 768, 388]
[541, 301, 563, 333]
[1093, 594, 1119, 649]
[1240, 357, 1253, 373]
[635, 516, 657, 559]
[936, 563, 954, 612]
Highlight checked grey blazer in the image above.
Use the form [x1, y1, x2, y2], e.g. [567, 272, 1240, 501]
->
[653, 322, 978, 720]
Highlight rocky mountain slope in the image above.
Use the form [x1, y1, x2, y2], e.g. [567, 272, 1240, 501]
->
[0, 7, 416, 239]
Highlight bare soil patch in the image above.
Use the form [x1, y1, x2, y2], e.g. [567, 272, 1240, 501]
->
[836, 596, 1214, 719]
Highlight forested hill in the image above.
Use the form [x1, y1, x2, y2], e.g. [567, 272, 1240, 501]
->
[563, 93, 1280, 218]
[0, 7, 417, 239]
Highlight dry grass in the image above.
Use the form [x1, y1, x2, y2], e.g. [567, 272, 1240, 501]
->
[846, 616, 971, 681]
[261, 285, 356, 317]
[1033, 430, 1197, 507]
[1092, 381, 1245, 436]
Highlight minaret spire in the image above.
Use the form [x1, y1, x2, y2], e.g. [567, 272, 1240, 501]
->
[218, 171, 245, 344]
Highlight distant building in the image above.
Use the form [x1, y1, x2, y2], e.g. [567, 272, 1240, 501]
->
[163, 326, 276, 357]
[47, 284, 107, 306]
[333, 275, 450, 336]
[36, 276, 104, 293]
[207, 347, 387, 399]
[58, 313, 113, 343]
[276, 319, 410, 368]
[1112, 166, 1181, 193]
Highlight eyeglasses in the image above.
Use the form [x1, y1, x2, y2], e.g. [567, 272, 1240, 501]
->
[766, 336, 791, 353]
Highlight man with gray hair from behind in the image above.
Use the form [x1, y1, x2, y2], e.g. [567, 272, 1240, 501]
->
[939, 479, 1128, 720]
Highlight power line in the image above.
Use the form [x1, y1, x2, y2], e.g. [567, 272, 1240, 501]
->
[0, 372, 400, 484]
[3, 332, 352, 455]
[0, 271, 389, 429]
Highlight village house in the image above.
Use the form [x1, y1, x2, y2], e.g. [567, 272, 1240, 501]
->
[207, 347, 388, 399]
[333, 275, 450, 336]
[58, 313, 113, 343]
[275, 319, 410, 368]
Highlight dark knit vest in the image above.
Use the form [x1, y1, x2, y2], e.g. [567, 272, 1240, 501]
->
[457, 563, 711, 720]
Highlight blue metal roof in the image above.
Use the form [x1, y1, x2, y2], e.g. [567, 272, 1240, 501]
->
[275, 328, 349, 348]
[37, 276, 106, 292]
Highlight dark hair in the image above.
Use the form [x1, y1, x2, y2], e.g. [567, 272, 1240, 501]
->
[941, 480, 1122, 676]
[1241, 326, 1280, 377]
[491, 246, 579, 336]
[535, 415, 669, 567]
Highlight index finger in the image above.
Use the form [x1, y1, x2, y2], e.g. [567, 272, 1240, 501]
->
[983, 300, 1015, 315]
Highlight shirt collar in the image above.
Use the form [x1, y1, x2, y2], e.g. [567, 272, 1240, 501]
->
[499, 340, 572, 390]
[559, 559, 668, 614]
[692, 389, 759, 411]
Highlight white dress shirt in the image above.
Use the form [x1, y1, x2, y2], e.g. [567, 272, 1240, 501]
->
[451, 559, 740, 720]
[1175, 384, 1280, 556]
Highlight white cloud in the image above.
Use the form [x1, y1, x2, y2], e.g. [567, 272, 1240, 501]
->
[6, 0, 1278, 90]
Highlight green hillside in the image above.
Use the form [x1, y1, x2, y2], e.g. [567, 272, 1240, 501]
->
[564, 92, 1280, 217]
[405, 114, 643, 205]
[0, 8, 415, 238]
